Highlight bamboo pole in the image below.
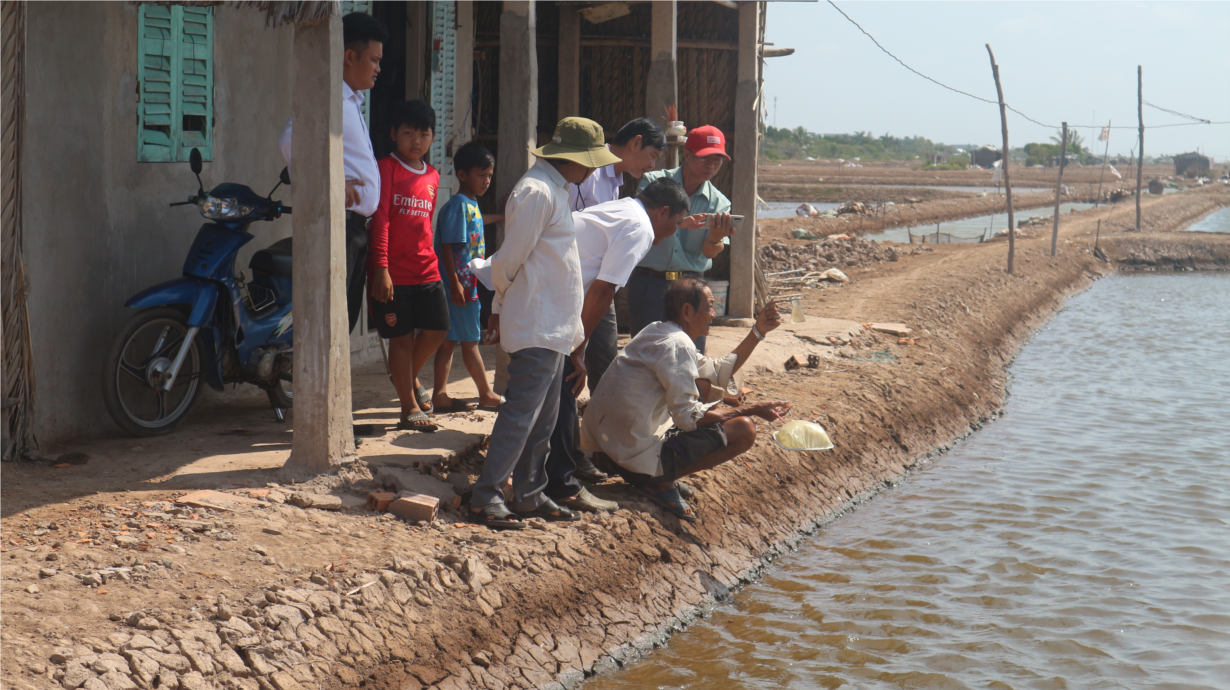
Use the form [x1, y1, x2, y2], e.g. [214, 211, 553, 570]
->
[1095, 120, 1111, 207]
[1051, 121, 1068, 256]
[986, 45, 1015, 274]
[1135, 65, 1144, 233]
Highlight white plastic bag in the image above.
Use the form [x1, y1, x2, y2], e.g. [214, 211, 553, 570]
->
[773, 420, 834, 451]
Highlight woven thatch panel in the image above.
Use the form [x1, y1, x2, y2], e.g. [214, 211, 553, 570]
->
[678, 47, 736, 197]
[678, 1, 738, 41]
[579, 45, 649, 138]
[127, 0, 339, 26]
[3, 0, 37, 459]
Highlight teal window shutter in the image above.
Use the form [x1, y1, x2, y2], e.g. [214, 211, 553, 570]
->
[137, 5, 213, 162]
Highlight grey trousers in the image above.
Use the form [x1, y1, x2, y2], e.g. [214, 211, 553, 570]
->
[585, 303, 618, 395]
[627, 271, 706, 354]
[471, 347, 565, 511]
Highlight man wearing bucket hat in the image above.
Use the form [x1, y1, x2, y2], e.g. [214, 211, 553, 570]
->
[630, 125, 735, 354]
[468, 117, 621, 530]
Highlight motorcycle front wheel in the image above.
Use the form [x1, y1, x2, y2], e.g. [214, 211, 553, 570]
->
[103, 307, 203, 437]
[267, 379, 292, 410]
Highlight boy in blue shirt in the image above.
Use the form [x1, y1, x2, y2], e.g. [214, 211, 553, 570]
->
[431, 142, 504, 412]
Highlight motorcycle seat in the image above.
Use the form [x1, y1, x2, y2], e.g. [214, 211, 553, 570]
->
[249, 237, 293, 278]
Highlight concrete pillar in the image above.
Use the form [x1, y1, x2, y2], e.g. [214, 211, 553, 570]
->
[406, 1, 427, 100]
[557, 4, 580, 121]
[286, 15, 356, 471]
[493, 1, 537, 392]
[728, 2, 760, 320]
[646, 1, 677, 135]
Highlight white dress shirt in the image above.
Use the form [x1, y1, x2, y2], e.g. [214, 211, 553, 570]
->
[489, 158, 584, 356]
[573, 198, 655, 292]
[279, 82, 380, 217]
[580, 320, 735, 477]
[568, 149, 624, 211]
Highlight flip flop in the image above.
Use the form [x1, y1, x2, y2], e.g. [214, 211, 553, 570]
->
[468, 503, 527, 531]
[396, 410, 437, 433]
[433, 400, 477, 414]
[676, 480, 695, 499]
[633, 485, 699, 523]
[414, 384, 433, 413]
[516, 498, 579, 523]
[477, 395, 506, 412]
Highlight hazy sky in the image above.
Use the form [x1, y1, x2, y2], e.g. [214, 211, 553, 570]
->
[762, 2, 1230, 161]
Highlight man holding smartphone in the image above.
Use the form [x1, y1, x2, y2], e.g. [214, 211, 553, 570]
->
[630, 125, 734, 353]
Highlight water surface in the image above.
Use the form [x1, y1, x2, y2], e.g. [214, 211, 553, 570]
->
[587, 272, 1230, 690]
[1186, 207, 1230, 233]
[864, 203, 1095, 243]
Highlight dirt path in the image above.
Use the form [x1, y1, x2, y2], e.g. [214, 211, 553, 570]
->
[3, 188, 1227, 690]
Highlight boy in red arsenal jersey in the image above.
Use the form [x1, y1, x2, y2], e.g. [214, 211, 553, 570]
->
[368, 100, 449, 432]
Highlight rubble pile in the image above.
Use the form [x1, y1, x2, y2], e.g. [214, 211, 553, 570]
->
[759, 237, 899, 273]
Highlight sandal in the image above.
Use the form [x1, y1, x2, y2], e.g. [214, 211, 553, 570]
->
[477, 395, 506, 412]
[676, 480, 695, 499]
[414, 384, 433, 413]
[433, 399, 477, 414]
[396, 410, 438, 433]
[633, 485, 699, 523]
[516, 498, 579, 523]
[468, 503, 527, 531]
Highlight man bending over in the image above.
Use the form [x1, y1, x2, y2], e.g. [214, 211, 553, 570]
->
[581, 278, 790, 521]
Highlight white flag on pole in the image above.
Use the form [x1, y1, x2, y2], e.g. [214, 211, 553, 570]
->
[1108, 165, 1122, 179]
[1099, 126, 1110, 142]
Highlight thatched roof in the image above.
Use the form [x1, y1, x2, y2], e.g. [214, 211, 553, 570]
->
[134, 1, 337, 27]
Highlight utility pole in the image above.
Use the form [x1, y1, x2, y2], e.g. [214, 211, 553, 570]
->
[986, 44, 1015, 274]
[1051, 121, 1068, 257]
[1136, 65, 1144, 232]
[1095, 120, 1111, 208]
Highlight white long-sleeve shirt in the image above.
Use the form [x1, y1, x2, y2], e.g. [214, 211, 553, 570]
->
[278, 82, 380, 217]
[489, 158, 584, 356]
[580, 320, 735, 477]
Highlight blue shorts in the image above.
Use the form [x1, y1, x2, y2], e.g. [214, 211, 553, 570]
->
[445, 299, 482, 343]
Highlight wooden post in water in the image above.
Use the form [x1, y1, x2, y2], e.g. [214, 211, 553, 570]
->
[1094, 218, 1102, 251]
[1051, 121, 1068, 257]
[1135, 65, 1144, 233]
[986, 45, 1015, 273]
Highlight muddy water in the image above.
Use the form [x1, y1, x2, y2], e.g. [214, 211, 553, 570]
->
[588, 272, 1230, 690]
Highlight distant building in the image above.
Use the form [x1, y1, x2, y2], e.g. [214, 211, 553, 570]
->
[1174, 152, 1212, 176]
[971, 145, 1001, 168]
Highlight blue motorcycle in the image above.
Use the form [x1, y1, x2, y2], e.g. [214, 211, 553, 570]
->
[104, 149, 295, 436]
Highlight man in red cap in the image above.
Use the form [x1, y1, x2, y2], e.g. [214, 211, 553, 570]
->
[630, 125, 734, 353]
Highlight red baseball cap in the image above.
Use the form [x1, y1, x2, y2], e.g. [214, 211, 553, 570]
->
[685, 125, 730, 159]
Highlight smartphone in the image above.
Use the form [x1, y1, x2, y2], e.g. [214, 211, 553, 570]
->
[706, 214, 744, 230]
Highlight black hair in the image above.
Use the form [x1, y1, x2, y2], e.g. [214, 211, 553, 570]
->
[342, 12, 388, 53]
[637, 178, 689, 216]
[454, 141, 495, 173]
[612, 117, 666, 151]
[391, 99, 436, 134]
[664, 277, 710, 322]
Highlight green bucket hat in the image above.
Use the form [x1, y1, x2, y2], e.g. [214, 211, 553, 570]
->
[533, 117, 623, 168]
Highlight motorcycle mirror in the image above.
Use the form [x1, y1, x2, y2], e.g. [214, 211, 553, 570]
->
[189, 148, 205, 195]
[280, 167, 291, 186]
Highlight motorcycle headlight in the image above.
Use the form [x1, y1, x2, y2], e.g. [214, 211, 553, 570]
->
[197, 196, 256, 220]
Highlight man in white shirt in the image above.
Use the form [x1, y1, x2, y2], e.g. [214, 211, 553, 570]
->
[568, 117, 666, 212]
[278, 12, 385, 334]
[546, 178, 692, 513]
[468, 118, 621, 530]
[581, 279, 791, 522]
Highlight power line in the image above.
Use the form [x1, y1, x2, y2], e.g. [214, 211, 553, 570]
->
[1144, 101, 1210, 124]
[826, 1, 1228, 134]
[826, 1, 1056, 128]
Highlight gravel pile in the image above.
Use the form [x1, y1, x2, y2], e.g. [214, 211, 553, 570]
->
[759, 237, 899, 272]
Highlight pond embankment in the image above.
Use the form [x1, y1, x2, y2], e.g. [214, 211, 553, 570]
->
[2, 188, 1226, 690]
